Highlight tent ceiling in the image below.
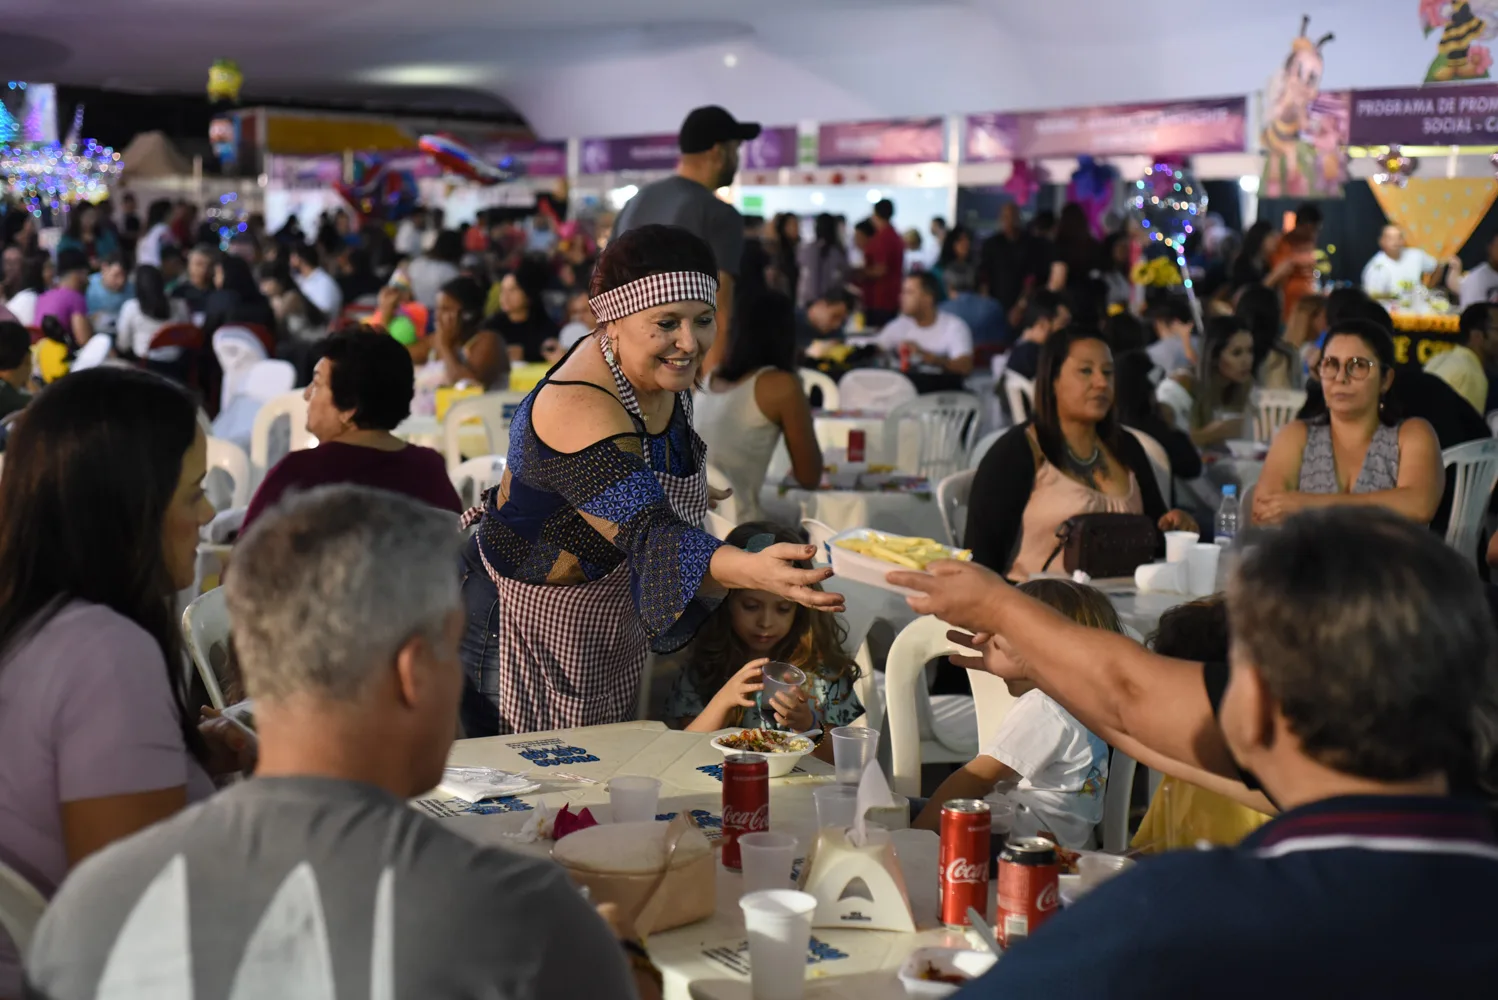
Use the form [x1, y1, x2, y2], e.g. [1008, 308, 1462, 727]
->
[0, 1, 1445, 137]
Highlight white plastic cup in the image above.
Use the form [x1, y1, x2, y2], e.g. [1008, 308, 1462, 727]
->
[830, 726, 880, 785]
[1163, 531, 1200, 564]
[1077, 853, 1135, 889]
[740, 889, 817, 1000]
[760, 661, 808, 727]
[813, 784, 860, 831]
[738, 831, 799, 895]
[607, 775, 661, 823]
[1186, 543, 1221, 598]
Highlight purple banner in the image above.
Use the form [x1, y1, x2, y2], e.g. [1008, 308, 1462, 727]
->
[265, 154, 343, 186]
[966, 97, 1247, 162]
[817, 117, 945, 166]
[1349, 84, 1498, 146]
[482, 140, 568, 177]
[740, 126, 798, 170]
[579, 134, 678, 173]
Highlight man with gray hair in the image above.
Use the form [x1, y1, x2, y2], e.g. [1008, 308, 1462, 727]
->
[26, 486, 640, 999]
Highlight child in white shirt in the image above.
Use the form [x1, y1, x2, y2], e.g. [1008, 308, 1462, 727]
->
[914, 579, 1119, 848]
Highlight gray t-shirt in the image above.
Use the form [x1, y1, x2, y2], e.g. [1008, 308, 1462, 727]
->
[25, 777, 637, 1000]
[613, 175, 744, 278]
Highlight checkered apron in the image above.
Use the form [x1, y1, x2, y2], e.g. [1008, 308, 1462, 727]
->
[487, 339, 709, 734]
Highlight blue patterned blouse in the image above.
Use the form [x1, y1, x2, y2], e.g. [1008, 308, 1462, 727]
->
[468, 380, 724, 652]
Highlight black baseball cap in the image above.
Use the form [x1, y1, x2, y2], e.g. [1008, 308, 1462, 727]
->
[679, 105, 761, 154]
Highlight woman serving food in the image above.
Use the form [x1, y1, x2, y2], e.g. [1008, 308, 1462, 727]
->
[459, 226, 842, 736]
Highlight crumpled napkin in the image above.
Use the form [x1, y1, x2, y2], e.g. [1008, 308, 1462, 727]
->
[438, 766, 541, 803]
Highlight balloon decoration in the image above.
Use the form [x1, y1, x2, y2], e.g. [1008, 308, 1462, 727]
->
[1003, 160, 1047, 205]
[1371, 145, 1419, 187]
[417, 134, 518, 186]
[1067, 156, 1119, 238]
[335, 155, 420, 224]
[207, 60, 243, 104]
[1127, 160, 1209, 315]
[0, 103, 121, 217]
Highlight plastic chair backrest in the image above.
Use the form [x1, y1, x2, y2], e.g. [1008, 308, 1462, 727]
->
[705, 464, 740, 525]
[1123, 426, 1173, 506]
[969, 428, 1007, 469]
[72, 333, 113, 371]
[885, 615, 1017, 797]
[148, 322, 204, 352]
[213, 326, 270, 412]
[442, 391, 525, 471]
[1002, 371, 1035, 423]
[181, 587, 232, 710]
[1253, 389, 1306, 443]
[249, 389, 315, 483]
[885, 391, 980, 480]
[1101, 748, 1143, 854]
[936, 468, 976, 547]
[449, 454, 507, 510]
[838, 369, 918, 412]
[1442, 438, 1498, 567]
[206, 436, 252, 510]
[801, 518, 837, 562]
[242, 359, 297, 402]
[798, 368, 840, 410]
[703, 510, 735, 541]
[0, 860, 46, 965]
[1488, 410, 1498, 438]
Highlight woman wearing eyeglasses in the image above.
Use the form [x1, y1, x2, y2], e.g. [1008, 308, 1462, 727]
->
[1252, 319, 1444, 526]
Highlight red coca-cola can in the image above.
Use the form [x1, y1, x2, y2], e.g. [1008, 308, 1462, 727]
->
[996, 837, 1060, 948]
[898, 341, 913, 373]
[847, 429, 867, 464]
[939, 799, 991, 928]
[721, 753, 769, 871]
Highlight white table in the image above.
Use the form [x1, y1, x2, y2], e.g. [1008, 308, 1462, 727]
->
[760, 484, 947, 540]
[394, 415, 492, 460]
[1104, 589, 1194, 639]
[767, 413, 925, 482]
[430, 723, 981, 1000]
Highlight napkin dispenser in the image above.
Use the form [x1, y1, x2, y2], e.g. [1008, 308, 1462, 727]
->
[800, 825, 915, 932]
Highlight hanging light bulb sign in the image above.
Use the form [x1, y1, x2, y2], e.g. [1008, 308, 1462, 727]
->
[0, 103, 121, 217]
[1127, 161, 1208, 312]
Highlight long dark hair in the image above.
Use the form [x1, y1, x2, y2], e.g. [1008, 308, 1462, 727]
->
[18, 253, 47, 294]
[1235, 283, 1283, 369]
[1194, 315, 1255, 428]
[1113, 348, 1162, 427]
[0, 368, 205, 762]
[718, 291, 797, 382]
[1032, 326, 1120, 470]
[938, 225, 972, 268]
[218, 255, 266, 306]
[1240, 220, 1275, 266]
[135, 264, 172, 321]
[814, 213, 839, 259]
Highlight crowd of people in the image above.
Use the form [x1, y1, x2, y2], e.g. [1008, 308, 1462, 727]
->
[0, 99, 1496, 1000]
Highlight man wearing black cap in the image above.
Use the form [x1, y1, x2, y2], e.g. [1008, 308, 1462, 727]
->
[614, 105, 760, 371]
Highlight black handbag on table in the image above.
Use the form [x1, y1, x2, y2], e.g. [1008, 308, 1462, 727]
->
[1041, 513, 1160, 579]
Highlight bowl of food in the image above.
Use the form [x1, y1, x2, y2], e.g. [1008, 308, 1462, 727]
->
[829, 529, 972, 596]
[710, 728, 816, 778]
[896, 947, 997, 998]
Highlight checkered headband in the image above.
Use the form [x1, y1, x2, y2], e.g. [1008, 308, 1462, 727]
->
[589, 271, 718, 324]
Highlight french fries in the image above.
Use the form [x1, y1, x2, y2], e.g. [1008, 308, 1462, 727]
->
[834, 532, 972, 570]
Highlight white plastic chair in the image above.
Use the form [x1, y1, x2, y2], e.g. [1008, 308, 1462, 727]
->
[1002, 371, 1035, 424]
[798, 368, 840, 411]
[969, 428, 1007, 469]
[1442, 438, 1498, 568]
[837, 369, 918, 412]
[215, 359, 296, 454]
[1487, 410, 1498, 438]
[1100, 748, 1149, 854]
[205, 436, 252, 510]
[182, 587, 232, 710]
[442, 392, 526, 471]
[249, 389, 314, 486]
[885, 615, 1018, 798]
[72, 333, 113, 371]
[213, 326, 269, 413]
[885, 392, 980, 481]
[936, 469, 975, 548]
[706, 464, 740, 525]
[703, 510, 736, 541]
[1252, 389, 1306, 443]
[450, 454, 507, 510]
[1123, 426, 1173, 506]
[0, 861, 46, 967]
[801, 518, 837, 562]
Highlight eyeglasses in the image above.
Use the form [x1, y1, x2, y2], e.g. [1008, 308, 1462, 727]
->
[1317, 356, 1377, 382]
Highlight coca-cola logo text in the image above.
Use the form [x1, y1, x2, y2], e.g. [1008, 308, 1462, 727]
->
[944, 858, 988, 884]
[722, 803, 769, 829]
[1036, 883, 1059, 912]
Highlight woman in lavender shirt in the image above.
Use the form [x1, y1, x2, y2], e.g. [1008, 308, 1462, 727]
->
[0, 368, 220, 996]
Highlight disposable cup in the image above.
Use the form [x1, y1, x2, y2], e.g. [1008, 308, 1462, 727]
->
[1077, 853, 1135, 889]
[760, 662, 807, 728]
[607, 775, 661, 823]
[813, 784, 860, 831]
[830, 726, 880, 785]
[1186, 542, 1221, 598]
[738, 831, 799, 895]
[1163, 531, 1200, 564]
[865, 792, 911, 831]
[740, 889, 817, 1000]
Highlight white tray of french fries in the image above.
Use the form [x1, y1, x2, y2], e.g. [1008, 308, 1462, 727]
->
[828, 529, 972, 596]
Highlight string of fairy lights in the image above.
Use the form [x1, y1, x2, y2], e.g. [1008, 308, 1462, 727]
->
[0, 95, 122, 218]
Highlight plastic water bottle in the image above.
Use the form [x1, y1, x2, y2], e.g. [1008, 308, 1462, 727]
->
[1215, 485, 1239, 547]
